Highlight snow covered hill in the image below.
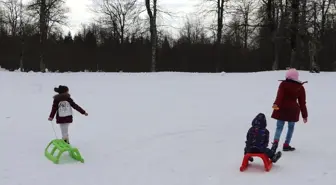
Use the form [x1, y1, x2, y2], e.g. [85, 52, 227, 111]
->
[0, 70, 334, 185]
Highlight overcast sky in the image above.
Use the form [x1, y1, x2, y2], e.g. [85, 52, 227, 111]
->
[22, 0, 200, 35]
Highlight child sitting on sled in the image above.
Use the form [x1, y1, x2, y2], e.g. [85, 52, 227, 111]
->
[244, 113, 282, 163]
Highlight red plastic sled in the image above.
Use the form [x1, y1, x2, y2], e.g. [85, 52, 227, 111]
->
[240, 153, 272, 172]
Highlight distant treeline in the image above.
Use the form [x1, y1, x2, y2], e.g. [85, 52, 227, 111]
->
[0, 0, 335, 72]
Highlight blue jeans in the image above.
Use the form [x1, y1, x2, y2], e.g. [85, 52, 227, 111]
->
[273, 120, 295, 144]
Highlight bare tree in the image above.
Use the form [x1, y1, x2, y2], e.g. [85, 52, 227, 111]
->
[258, 0, 291, 70]
[298, 0, 308, 69]
[199, 0, 229, 44]
[270, 0, 281, 70]
[198, 0, 229, 71]
[0, 7, 4, 34]
[308, 1, 319, 71]
[179, 15, 207, 44]
[233, 0, 258, 48]
[307, 0, 332, 70]
[91, 0, 141, 44]
[26, 0, 69, 72]
[26, 0, 69, 35]
[319, 0, 332, 38]
[18, 0, 24, 71]
[0, 0, 27, 70]
[145, 0, 157, 72]
[1, 0, 20, 36]
[225, 17, 244, 46]
[289, 0, 299, 68]
[39, 0, 47, 71]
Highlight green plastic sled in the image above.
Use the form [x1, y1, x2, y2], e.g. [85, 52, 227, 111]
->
[45, 139, 84, 164]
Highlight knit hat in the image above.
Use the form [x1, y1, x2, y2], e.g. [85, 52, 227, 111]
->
[285, 68, 299, 81]
[54, 85, 69, 94]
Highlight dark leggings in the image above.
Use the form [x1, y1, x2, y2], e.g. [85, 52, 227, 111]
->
[244, 147, 274, 159]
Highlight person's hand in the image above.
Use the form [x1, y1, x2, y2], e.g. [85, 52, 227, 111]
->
[303, 118, 307, 123]
[272, 104, 279, 110]
[84, 113, 88, 116]
[48, 117, 53, 121]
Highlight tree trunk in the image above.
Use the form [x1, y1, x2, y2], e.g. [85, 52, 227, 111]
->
[216, 0, 224, 45]
[265, 0, 276, 70]
[289, 0, 299, 68]
[39, 0, 47, 72]
[215, 0, 224, 72]
[299, 0, 307, 69]
[244, 11, 248, 49]
[19, 0, 24, 71]
[309, 2, 318, 71]
[145, 0, 157, 72]
[272, 34, 279, 70]
[150, 17, 157, 72]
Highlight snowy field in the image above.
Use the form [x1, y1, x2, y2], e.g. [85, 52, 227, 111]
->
[0, 70, 335, 185]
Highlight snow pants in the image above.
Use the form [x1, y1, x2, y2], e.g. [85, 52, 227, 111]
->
[244, 147, 275, 159]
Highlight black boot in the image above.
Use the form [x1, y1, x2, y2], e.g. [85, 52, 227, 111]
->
[271, 142, 278, 153]
[271, 151, 282, 163]
[283, 144, 295, 151]
[248, 157, 254, 162]
[64, 139, 70, 144]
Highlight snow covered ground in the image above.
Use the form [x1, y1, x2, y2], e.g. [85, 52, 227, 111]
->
[0, 70, 335, 185]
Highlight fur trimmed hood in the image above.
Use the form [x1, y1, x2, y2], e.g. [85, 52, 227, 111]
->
[53, 93, 71, 101]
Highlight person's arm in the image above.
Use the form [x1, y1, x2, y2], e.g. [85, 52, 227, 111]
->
[49, 99, 58, 119]
[273, 83, 285, 109]
[68, 98, 86, 114]
[298, 86, 308, 119]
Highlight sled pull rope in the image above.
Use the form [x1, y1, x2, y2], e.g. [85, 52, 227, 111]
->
[50, 121, 59, 139]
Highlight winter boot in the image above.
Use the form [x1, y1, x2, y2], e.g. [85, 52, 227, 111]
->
[271, 141, 278, 153]
[283, 143, 295, 151]
[271, 151, 282, 163]
[64, 139, 70, 144]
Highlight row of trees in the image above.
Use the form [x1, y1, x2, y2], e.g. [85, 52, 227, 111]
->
[0, 0, 334, 72]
